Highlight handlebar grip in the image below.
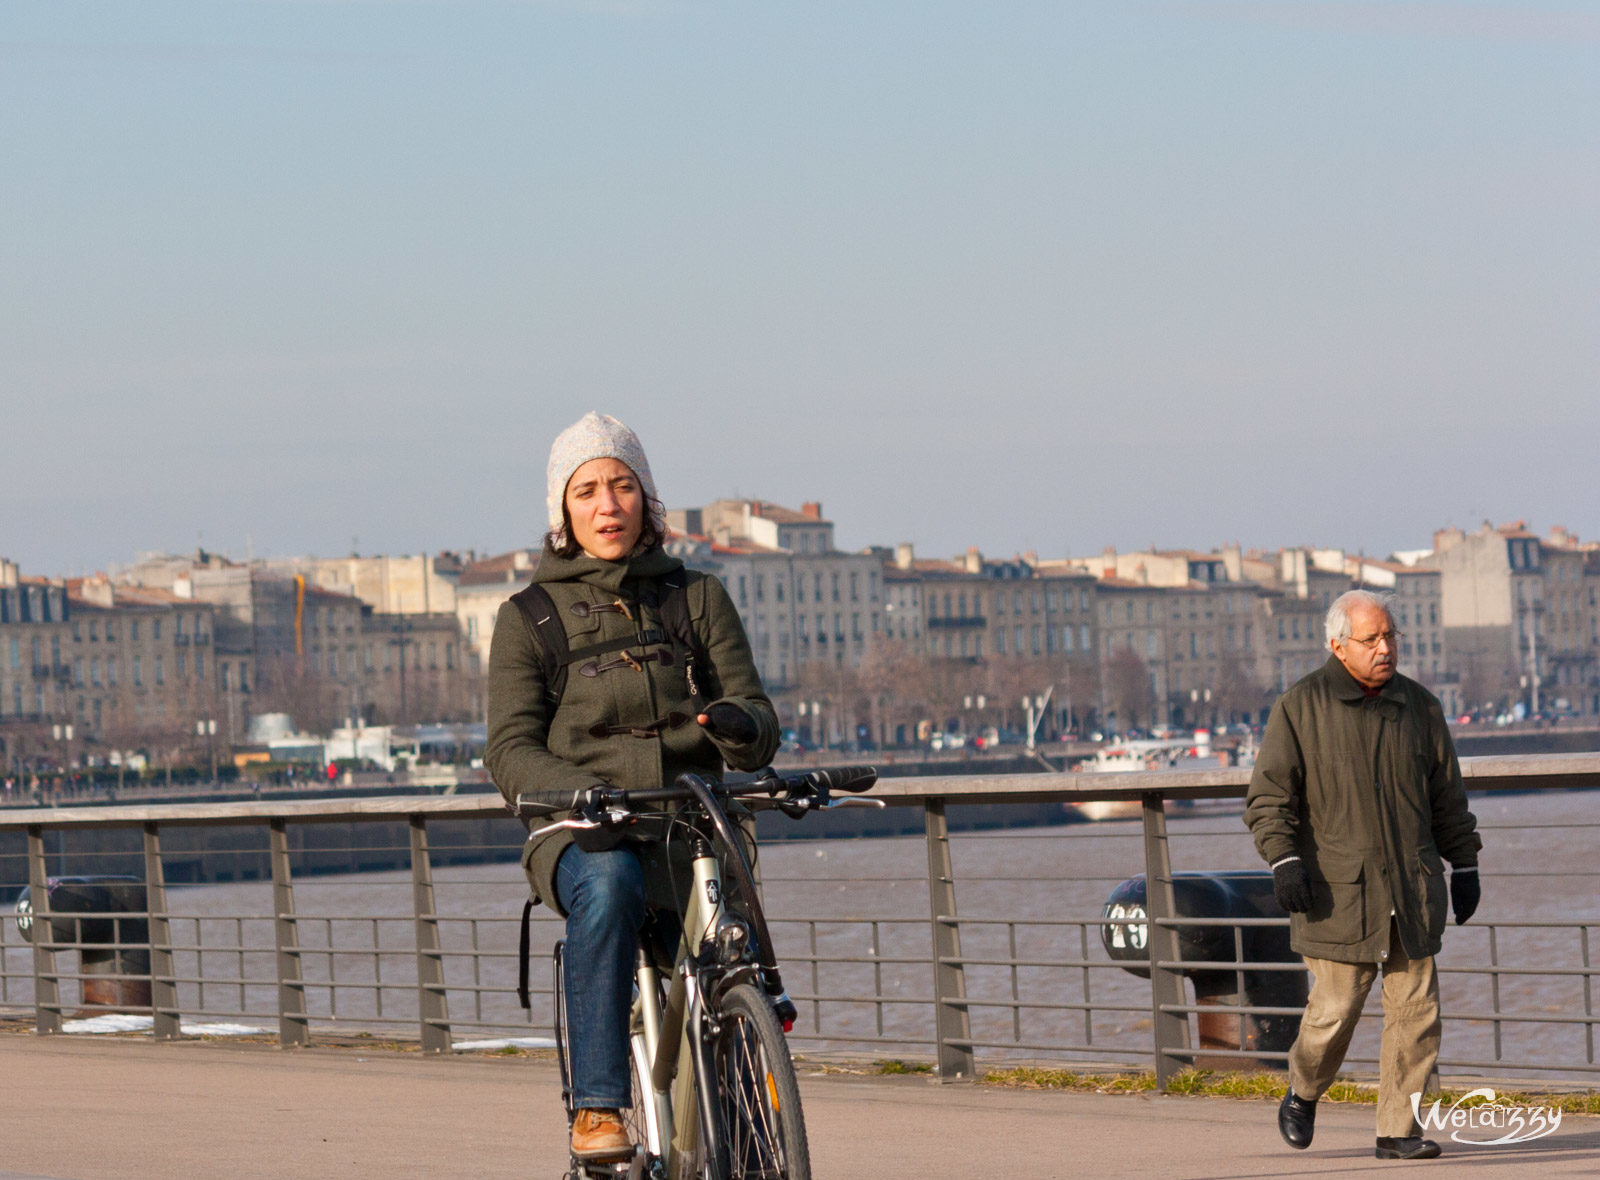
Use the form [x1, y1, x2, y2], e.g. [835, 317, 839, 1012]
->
[807, 766, 878, 794]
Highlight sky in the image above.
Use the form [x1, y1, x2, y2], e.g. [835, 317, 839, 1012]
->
[4, 1, 1597, 578]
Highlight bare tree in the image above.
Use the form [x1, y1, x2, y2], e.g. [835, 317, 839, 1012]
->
[1103, 648, 1156, 731]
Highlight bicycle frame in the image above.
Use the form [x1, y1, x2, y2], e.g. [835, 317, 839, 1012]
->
[634, 837, 727, 1173]
[537, 766, 881, 1180]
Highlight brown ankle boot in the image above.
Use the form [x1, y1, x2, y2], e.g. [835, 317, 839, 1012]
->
[571, 1108, 632, 1161]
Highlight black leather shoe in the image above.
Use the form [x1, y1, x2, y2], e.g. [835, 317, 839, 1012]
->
[1278, 1089, 1316, 1149]
[1376, 1136, 1442, 1160]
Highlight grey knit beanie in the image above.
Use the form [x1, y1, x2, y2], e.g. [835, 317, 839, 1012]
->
[545, 412, 662, 548]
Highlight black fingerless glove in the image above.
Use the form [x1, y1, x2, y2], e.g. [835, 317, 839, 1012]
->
[1450, 867, 1480, 925]
[1271, 857, 1314, 914]
[700, 702, 758, 745]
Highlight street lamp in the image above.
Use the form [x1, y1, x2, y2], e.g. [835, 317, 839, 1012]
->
[197, 719, 217, 783]
[51, 723, 73, 787]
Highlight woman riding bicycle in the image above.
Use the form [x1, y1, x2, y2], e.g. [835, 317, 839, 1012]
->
[486, 412, 779, 1164]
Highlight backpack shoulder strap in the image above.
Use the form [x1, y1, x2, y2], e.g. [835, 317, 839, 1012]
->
[508, 582, 569, 707]
[656, 571, 716, 708]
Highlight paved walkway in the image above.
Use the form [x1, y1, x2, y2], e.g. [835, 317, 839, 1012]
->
[0, 1036, 1593, 1178]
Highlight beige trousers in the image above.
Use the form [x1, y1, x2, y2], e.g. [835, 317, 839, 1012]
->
[1288, 921, 1440, 1138]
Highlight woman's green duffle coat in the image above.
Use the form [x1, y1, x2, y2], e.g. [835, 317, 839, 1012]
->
[485, 545, 779, 914]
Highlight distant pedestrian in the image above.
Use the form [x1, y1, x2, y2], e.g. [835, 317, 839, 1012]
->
[1245, 589, 1481, 1162]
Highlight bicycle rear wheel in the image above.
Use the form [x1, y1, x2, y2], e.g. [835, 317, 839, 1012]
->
[707, 983, 810, 1180]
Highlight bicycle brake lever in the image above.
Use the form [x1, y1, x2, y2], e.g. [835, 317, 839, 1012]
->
[820, 797, 886, 810]
[527, 816, 595, 840]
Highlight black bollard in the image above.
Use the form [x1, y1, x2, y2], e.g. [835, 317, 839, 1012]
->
[1101, 870, 1308, 1067]
[15, 876, 152, 1012]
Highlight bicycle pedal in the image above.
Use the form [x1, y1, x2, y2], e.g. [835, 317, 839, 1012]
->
[572, 1153, 640, 1180]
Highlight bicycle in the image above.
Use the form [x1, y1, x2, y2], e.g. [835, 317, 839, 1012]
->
[518, 765, 882, 1180]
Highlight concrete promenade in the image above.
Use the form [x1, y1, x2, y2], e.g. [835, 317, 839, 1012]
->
[0, 1037, 1594, 1178]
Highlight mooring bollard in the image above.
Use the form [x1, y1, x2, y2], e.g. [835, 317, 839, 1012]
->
[1101, 869, 1308, 1067]
[15, 876, 153, 1012]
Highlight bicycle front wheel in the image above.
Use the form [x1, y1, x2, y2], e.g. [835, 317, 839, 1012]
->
[707, 983, 810, 1180]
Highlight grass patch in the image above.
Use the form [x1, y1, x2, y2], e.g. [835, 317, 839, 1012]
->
[874, 1059, 934, 1075]
[978, 1066, 1600, 1116]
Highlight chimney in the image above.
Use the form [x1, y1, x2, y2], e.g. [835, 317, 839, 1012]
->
[1101, 547, 1117, 579]
[1221, 543, 1242, 582]
[1433, 527, 1464, 553]
[801, 501, 822, 521]
[0, 558, 17, 588]
[79, 576, 115, 609]
[963, 547, 982, 574]
[894, 542, 914, 570]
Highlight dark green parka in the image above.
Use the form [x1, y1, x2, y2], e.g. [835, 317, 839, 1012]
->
[485, 545, 779, 914]
[1244, 656, 1480, 964]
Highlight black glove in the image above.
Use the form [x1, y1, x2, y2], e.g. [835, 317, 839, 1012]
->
[699, 702, 758, 745]
[570, 786, 627, 854]
[1450, 867, 1480, 925]
[1272, 857, 1314, 914]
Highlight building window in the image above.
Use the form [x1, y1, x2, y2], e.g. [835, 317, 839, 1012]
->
[155, 656, 164, 685]
[153, 619, 162, 641]
[221, 663, 230, 691]
[133, 656, 143, 687]
[195, 652, 203, 681]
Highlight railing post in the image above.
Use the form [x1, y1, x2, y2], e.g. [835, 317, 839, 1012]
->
[410, 815, 452, 1054]
[270, 819, 309, 1047]
[26, 826, 61, 1034]
[143, 822, 181, 1040]
[925, 799, 974, 1080]
[1141, 792, 1190, 1087]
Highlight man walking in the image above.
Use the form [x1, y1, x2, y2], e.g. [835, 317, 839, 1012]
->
[1245, 590, 1481, 1161]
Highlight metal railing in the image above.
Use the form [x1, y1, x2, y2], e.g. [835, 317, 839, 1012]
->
[0, 754, 1596, 1086]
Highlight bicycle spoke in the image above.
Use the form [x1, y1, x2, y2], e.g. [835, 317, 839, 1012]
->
[718, 1008, 788, 1178]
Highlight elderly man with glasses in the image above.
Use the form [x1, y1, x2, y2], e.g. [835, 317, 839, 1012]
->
[1245, 589, 1481, 1161]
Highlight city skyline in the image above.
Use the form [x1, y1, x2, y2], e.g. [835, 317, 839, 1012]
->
[0, 503, 1585, 583]
[6, 3, 1595, 575]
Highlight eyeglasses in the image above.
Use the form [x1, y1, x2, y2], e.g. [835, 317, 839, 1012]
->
[1343, 629, 1402, 650]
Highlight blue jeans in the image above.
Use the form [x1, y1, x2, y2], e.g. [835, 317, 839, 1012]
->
[554, 842, 647, 1111]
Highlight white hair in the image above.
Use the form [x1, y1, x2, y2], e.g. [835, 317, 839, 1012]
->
[1325, 589, 1395, 645]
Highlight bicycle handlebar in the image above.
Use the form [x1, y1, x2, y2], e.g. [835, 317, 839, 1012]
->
[516, 765, 879, 828]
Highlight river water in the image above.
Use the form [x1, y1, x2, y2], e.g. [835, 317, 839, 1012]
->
[3, 789, 1595, 1082]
